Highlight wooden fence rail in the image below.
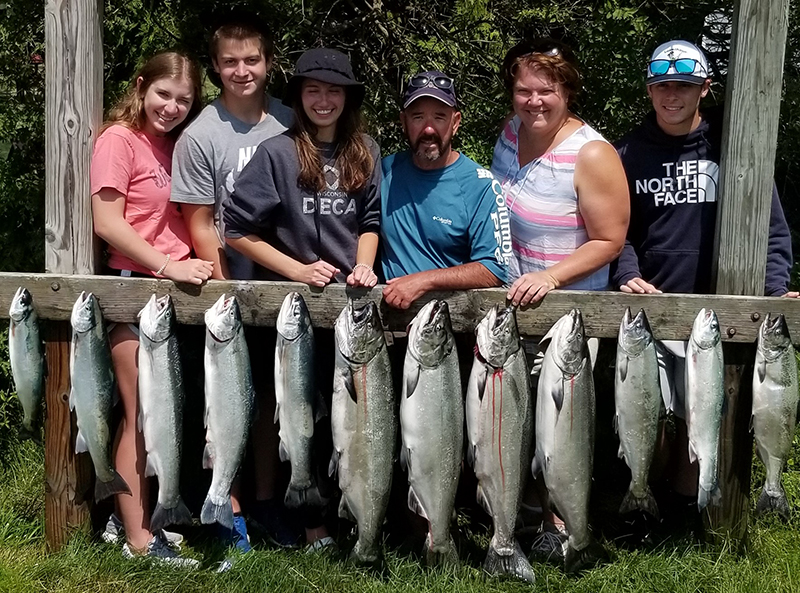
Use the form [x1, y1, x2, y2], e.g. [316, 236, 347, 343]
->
[1, 272, 799, 342]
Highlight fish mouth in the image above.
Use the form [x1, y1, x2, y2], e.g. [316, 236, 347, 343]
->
[9, 287, 31, 321]
[351, 300, 373, 325]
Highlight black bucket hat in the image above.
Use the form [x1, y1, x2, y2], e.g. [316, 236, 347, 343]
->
[283, 48, 365, 109]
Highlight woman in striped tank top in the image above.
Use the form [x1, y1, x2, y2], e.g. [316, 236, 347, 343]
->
[490, 39, 629, 567]
[491, 39, 629, 306]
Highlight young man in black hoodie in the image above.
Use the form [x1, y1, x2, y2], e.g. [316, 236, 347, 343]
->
[612, 40, 795, 516]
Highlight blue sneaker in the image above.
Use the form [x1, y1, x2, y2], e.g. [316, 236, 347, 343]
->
[214, 515, 252, 573]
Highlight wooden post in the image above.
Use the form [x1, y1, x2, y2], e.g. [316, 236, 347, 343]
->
[710, 0, 790, 542]
[44, 0, 103, 550]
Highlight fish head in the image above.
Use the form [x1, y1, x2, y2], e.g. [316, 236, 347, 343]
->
[276, 291, 312, 341]
[9, 287, 34, 322]
[407, 300, 454, 366]
[758, 313, 792, 360]
[618, 307, 653, 356]
[70, 292, 101, 333]
[138, 294, 175, 343]
[335, 299, 384, 364]
[690, 308, 721, 350]
[205, 294, 242, 343]
[476, 304, 520, 367]
[551, 309, 588, 374]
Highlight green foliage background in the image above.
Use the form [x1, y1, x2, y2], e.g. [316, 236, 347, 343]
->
[0, 1, 798, 449]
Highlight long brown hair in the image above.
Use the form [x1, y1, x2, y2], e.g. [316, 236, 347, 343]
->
[291, 85, 373, 193]
[102, 51, 203, 138]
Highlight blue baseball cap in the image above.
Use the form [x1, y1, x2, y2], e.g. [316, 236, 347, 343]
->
[402, 71, 458, 109]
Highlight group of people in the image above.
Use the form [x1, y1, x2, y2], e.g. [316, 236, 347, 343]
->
[89, 13, 795, 571]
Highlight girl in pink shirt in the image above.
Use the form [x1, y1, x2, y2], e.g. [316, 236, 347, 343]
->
[90, 52, 212, 565]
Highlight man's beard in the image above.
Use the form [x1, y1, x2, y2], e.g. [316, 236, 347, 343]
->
[411, 133, 448, 162]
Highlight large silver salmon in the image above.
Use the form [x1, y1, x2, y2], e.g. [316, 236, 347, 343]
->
[533, 309, 604, 573]
[752, 313, 799, 519]
[614, 308, 661, 518]
[466, 304, 535, 583]
[685, 308, 725, 510]
[9, 287, 45, 440]
[138, 294, 192, 531]
[70, 292, 130, 500]
[275, 291, 325, 508]
[201, 294, 254, 530]
[331, 300, 396, 564]
[400, 300, 462, 566]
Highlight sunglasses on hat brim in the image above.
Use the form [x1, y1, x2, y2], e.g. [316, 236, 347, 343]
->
[649, 58, 701, 77]
[408, 74, 454, 91]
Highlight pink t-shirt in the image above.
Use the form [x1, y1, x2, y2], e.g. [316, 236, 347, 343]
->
[91, 124, 192, 275]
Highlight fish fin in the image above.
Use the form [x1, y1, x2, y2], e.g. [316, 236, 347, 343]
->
[612, 413, 619, 434]
[531, 454, 542, 477]
[94, 471, 131, 501]
[68, 387, 75, 411]
[200, 495, 234, 529]
[424, 533, 459, 568]
[476, 483, 492, 515]
[202, 443, 213, 469]
[564, 540, 607, 574]
[756, 358, 767, 383]
[274, 400, 280, 425]
[483, 540, 535, 583]
[338, 496, 356, 522]
[150, 499, 192, 532]
[617, 443, 625, 461]
[756, 485, 791, 520]
[407, 487, 428, 519]
[697, 484, 722, 510]
[144, 455, 157, 478]
[400, 446, 409, 471]
[619, 486, 659, 519]
[137, 408, 143, 433]
[405, 364, 421, 399]
[278, 440, 289, 463]
[75, 430, 88, 454]
[476, 365, 488, 401]
[687, 440, 698, 464]
[749, 413, 754, 433]
[552, 380, 565, 411]
[466, 444, 476, 468]
[619, 355, 629, 382]
[328, 450, 339, 478]
[341, 366, 357, 404]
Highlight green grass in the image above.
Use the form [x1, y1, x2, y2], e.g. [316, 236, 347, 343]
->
[0, 438, 799, 592]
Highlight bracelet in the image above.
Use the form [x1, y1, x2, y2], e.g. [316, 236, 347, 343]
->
[154, 254, 171, 276]
[352, 263, 373, 274]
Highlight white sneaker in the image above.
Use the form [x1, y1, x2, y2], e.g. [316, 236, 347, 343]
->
[103, 513, 184, 549]
[122, 532, 199, 569]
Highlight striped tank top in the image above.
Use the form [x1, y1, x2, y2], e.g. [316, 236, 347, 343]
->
[490, 116, 611, 290]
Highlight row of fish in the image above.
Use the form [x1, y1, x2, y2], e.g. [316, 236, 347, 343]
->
[7, 287, 799, 579]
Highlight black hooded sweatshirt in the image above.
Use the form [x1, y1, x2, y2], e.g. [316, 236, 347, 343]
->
[612, 107, 792, 295]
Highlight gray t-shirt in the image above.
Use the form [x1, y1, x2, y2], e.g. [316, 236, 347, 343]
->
[170, 95, 294, 238]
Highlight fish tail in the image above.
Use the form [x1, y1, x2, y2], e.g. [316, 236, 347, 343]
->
[150, 498, 193, 533]
[483, 540, 535, 583]
[619, 486, 660, 520]
[697, 484, 722, 510]
[19, 421, 40, 443]
[423, 532, 459, 568]
[94, 471, 132, 501]
[756, 485, 791, 520]
[284, 478, 327, 509]
[351, 537, 381, 565]
[564, 540, 608, 574]
[200, 495, 234, 530]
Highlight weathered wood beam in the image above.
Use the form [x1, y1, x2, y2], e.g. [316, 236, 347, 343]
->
[713, 0, 790, 295]
[44, 0, 102, 550]
[2, 272, 799, 343]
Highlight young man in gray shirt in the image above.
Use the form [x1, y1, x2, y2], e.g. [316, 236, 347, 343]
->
[170, 17, 296, 561]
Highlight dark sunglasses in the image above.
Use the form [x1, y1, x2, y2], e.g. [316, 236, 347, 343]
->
[408, 74, 454, 90]
[649, 58, 699, 76]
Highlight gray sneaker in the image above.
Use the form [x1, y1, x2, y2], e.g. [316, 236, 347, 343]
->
[530, 524, 568, 563]
[122, 532, 199, 569]
[103, 513, 184, 549]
